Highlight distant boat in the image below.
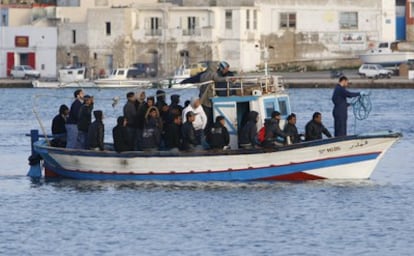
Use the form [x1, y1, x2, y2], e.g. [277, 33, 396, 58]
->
[359, 41, 414, 67]
[157, 65, 196, 89]
[32, 66, 96, 88]
[94, 68, 153, 88]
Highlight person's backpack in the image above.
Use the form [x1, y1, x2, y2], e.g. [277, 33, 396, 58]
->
[256, 126, 266, 144]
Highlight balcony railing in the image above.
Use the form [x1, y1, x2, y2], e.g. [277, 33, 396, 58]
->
[145, 29, 162, 36]
[182, 28, 201, 36]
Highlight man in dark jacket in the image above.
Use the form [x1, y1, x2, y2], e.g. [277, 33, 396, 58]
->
[305, 112, 332, 141]
[51, 104, 69, 147]
[181, 111, 199, 151]
[77, 95, 94, 149]
[283, 113, 302, 144]
[66, 89, 84, 148]
[206, 115, 230, 150]
[112, 116, 133, 153]
[88, 110, 104, 151]
[263, 111, 287, 147]
[239, 111, 259, 149]
[123, 92, 138, 149]
[164, 113, 182, 151]
[332, 76, 362, 137]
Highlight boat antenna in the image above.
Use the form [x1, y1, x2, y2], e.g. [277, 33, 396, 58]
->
[350, 92, 372, 134]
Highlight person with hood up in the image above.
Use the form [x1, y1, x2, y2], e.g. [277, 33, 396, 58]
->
[206, 115, 230, 150]
[141, 106, 162, 151]
[88, 110, 104, 151]
[239, 111, 259, 149]
[112, 116, 133, 153]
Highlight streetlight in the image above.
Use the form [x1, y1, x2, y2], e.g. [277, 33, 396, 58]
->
[256, 43, 274, 76]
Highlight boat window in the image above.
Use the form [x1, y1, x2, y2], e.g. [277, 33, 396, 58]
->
[118, 70, 125, 76]
[77, 70, 84, 75]
[378, 42, 388, 48]
[68, 71, 73, 75]
[278, 98, 288, 116]
[127, 69, 139, 78]
[264, 99, 275, 118]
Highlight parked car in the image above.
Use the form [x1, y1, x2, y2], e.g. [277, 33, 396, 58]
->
[358, 64, 393, 79]
[10, 65, 41, 79]
[131, 63, 157, 77]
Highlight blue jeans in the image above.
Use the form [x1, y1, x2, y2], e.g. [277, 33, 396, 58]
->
[78, 131, 88, 149]
[65, 124, 80, 149]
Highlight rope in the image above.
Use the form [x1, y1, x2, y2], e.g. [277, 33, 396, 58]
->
[350, 93, 372, 133]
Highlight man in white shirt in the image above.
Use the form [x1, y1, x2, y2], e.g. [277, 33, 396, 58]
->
[182, 96, 207, 145]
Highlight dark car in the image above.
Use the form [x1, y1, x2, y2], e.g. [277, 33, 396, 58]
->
[131, 63, 157, 77]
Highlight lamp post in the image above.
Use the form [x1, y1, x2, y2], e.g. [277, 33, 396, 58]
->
[256, 43, 273, 77]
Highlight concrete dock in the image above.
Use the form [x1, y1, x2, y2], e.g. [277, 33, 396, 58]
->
[1, 71, 414, 89]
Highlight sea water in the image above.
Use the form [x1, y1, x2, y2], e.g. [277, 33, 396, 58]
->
[0, 87, 413, 255]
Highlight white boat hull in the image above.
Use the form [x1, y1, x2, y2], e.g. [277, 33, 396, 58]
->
[93, 79, 152, 88]
[34, 132, 400, 181]
[359, 52, 414, 66]
[32, 80, 97, 88]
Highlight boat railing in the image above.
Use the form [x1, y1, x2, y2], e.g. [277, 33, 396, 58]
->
[213, 75, 285, 96]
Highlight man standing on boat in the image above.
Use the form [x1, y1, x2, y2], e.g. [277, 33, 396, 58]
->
[332, 76, 364, 137]
[123, 92, 138, 149]
[65, 89, 84, 149]
[182, 97, 207, 146]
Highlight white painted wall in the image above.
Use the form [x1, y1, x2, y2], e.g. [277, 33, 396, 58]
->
[0, 26, 57, 77]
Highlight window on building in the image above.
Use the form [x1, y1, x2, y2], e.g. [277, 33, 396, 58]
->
[182, 16, 199, 36]
[145, 17, 162, 36]
[225, 10, 232, 30]
[253, 10, 257, 30]
[94, 52, 97, 60]
[339, 12, 358, 29]
[188, 16, 196, 34]
[280, 12, 296, 29]
[105, 22, 111, 36]
[72, 30, 76, 44]
[246, 10, 250, 30]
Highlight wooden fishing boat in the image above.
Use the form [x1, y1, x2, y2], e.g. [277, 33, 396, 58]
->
[28, 75, 401, 181]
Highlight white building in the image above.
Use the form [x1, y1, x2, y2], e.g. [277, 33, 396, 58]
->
[0, 26, 57, 78]
[0, 0, 397, 78]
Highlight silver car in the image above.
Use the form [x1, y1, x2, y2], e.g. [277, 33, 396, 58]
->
[10, 65, 41, 79]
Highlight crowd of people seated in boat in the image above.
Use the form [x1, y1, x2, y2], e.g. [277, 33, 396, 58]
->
[51, 88, 332, 153]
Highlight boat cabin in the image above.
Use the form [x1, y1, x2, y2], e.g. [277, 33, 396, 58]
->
[209, 76, 291, 149]
[109, 68, 142, 80]
[58, 66, 87, 83]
